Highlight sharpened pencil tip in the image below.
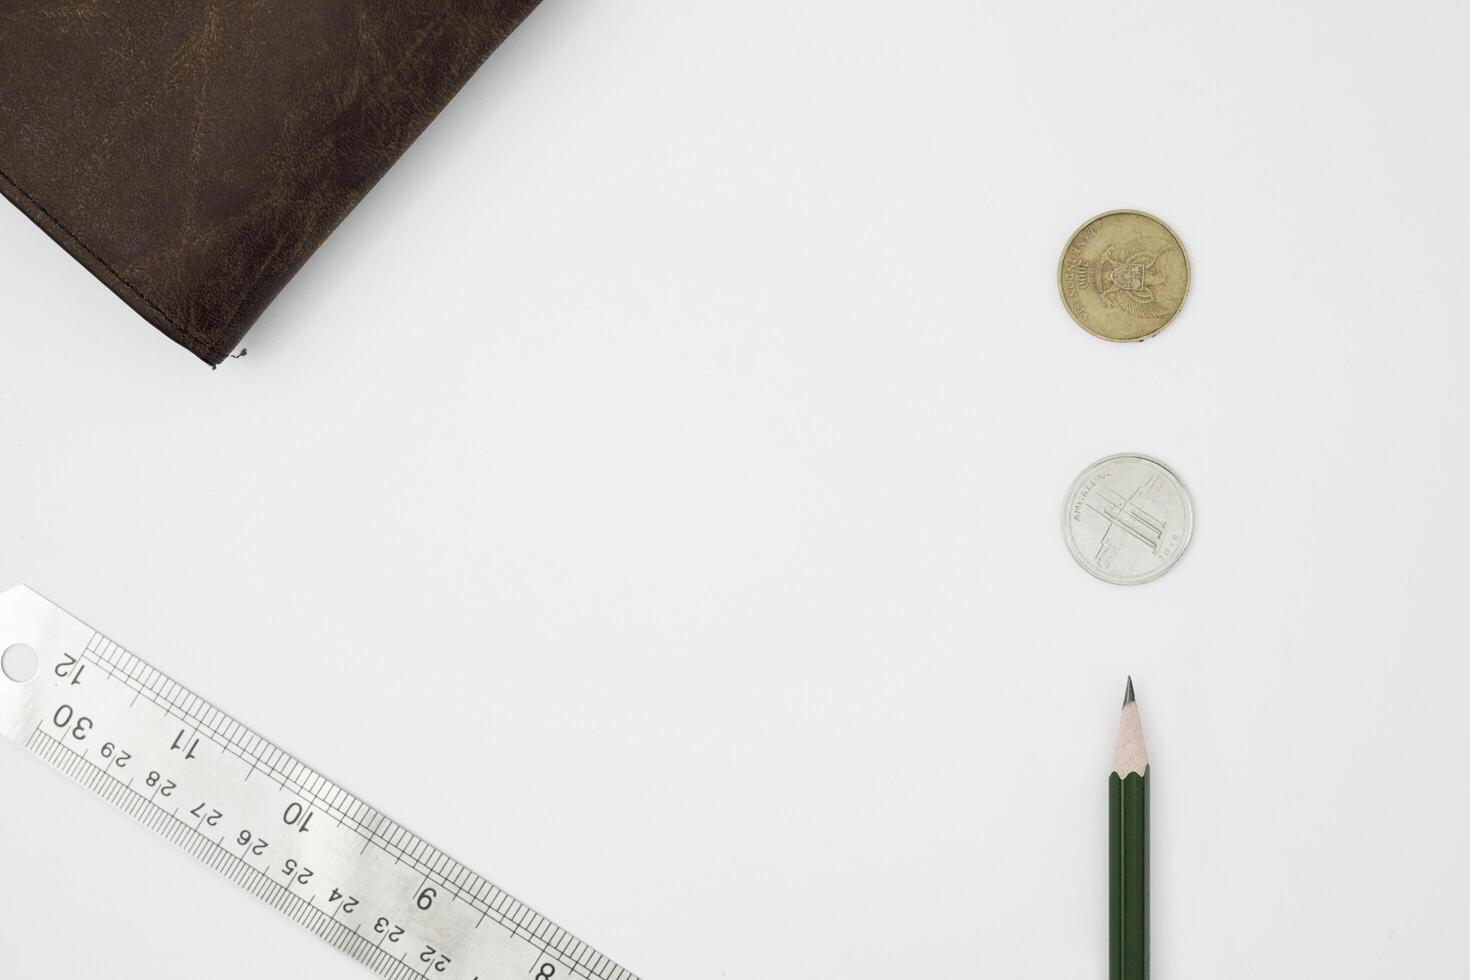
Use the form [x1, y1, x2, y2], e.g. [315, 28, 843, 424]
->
[1123, 676, 1136, 707]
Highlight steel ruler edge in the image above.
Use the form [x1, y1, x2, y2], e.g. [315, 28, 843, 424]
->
[0, 585, 640, 980]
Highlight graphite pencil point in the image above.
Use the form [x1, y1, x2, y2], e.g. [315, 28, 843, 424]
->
[1109, 675, 1150, 978]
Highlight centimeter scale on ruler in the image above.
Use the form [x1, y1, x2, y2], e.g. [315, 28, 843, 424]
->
[0, 585, 638, 980]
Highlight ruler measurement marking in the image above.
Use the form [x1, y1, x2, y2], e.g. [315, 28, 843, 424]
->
[27, 726, 458, 980]
[7, 593, 634, 980]
[72, 646, 350, 818]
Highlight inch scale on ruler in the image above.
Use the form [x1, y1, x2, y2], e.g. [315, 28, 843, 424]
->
[0, 585, 639, 980]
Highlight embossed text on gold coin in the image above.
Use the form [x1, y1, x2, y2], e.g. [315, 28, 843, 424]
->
[1058, 210, 1189, 341]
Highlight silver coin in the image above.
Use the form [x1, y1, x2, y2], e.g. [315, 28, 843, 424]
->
[1062, 454, 1193, 585]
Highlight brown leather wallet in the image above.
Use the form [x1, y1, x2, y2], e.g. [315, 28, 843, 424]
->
[1, 0, 542, 366]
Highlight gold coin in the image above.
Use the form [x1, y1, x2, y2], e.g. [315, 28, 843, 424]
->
[1057, 210, 1189, 342]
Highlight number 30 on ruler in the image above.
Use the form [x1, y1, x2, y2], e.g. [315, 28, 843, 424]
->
[0, 586, 638, 980]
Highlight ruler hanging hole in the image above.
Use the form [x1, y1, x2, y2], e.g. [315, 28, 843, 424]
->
[2, 643, 39, 683]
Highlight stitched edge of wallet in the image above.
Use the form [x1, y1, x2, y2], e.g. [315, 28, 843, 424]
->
[0, 165, 230, 366]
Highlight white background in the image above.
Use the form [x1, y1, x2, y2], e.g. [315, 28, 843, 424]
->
[2, 2, 1468, 977]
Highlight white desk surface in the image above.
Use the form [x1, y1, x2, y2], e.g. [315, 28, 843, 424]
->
[3, 2, 1467, 977]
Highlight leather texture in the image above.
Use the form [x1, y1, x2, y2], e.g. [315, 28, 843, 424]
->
[1, 0, 542, 365]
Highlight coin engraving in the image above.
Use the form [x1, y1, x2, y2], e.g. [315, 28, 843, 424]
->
[1058, 211, 1189, 341]
[1062, 454, 1193, 585]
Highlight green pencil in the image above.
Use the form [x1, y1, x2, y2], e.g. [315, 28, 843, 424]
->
[1110, 677, 1150, 980]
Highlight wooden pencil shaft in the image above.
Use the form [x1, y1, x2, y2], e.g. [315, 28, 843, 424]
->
[1110, 686, 1149, 980]
[1109, 767, 1149, 980]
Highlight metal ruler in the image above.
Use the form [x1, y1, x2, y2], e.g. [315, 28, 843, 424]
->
[0, 585, 639, 980]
